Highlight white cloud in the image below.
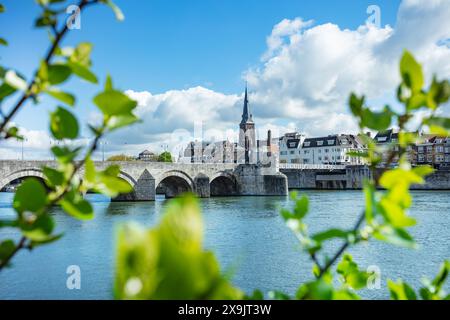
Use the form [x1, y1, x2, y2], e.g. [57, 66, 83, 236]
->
[100, 0, 450, 154]
[2, 0, 450, 160]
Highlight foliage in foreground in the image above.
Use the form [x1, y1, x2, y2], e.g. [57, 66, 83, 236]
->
[0, 0, 138, 270]
[115, 195, 243, 300]
[115, 51, 450, 300]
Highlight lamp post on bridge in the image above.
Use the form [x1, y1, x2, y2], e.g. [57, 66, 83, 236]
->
[19, 138, 28, 161]
[100, 140, 108, 162]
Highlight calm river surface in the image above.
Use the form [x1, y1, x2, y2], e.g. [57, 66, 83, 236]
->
[0, 190, 449, 300]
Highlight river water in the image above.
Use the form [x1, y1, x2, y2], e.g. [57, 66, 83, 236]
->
[0, 190, 449, 300]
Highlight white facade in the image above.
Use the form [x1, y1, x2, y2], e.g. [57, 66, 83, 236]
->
[300, 134, 366, 165]
[279, 133, 306, 164]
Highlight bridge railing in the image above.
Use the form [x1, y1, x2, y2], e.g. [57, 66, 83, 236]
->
[279, 163, 347, 170]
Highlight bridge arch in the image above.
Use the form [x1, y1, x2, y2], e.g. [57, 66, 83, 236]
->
[118, 171, 137, 188]
[155, 170, 194, 199]
[210, 172, 238, 196]
[0, 168, 45, 191]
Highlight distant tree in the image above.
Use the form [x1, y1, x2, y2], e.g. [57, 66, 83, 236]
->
[158, 151, 172, 163]
[107, 154, 134, 161]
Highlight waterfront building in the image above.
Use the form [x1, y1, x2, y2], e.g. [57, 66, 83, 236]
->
[301, 134, 365, 165]
[137, 149, 157, 162]
[416, 135, 450, 169]
[278, 132, 306, 164]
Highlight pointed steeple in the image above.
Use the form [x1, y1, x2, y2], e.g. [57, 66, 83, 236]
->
[240, 84, 250, 125]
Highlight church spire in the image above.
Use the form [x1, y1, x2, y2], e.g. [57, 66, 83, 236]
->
[240, 84, 250, 125]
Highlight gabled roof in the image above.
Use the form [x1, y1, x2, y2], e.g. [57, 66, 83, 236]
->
[302, 134, 359, 148]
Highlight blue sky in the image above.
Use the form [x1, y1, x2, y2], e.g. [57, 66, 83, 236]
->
[1, 0, 449, 159]
[1, 0, 400, 129]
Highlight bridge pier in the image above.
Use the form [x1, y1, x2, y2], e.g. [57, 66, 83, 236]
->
[194, 174, 210, 198]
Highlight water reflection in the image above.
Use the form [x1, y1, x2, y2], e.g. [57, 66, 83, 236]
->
[0, 191, 449, 300]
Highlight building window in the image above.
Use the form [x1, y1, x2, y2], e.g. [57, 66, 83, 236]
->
[327, 140, 334, 145]
[436, 146, 444, 153]
[280, 151, 287, 156]
[317, 141, 324, 146]
[304, 142, 310, 147]
[318, 157, 322, 161]
[325, 149, 329, 153]
[290, 150, 295, 155]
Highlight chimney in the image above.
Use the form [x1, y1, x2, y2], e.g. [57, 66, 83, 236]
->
[366, 132, 371, 138]
[267, 130, 272, 157]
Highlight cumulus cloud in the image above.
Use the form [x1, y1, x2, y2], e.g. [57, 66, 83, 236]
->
[116, 0, 449, 150]
[2, 0, 450, 160]
[246, 0, 450, 136]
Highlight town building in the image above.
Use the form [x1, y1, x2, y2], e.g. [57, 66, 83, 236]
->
[301, 134, 366, 165]
[278, 132, 306, 164]
[137, 149, 157, 162]
[417, 136, 450, 168]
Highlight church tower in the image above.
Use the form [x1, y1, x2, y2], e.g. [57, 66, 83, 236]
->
[239, 85, 256, 164]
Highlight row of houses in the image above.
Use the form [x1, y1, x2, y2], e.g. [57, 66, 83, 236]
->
[278, 133, 366, 165]
[374, 129, 450, 168]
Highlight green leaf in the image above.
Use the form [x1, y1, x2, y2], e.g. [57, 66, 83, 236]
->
[0, 240, 15, 266]
[21, 214, 56, 242]
[108, 113, 139, 131]
[45, 88, 75, 106]
[4, 126, 23, 140]
[374, 226, 416, 248]
[114, 195, 243, 300]
[296, 280, 334, 300]
[43, 166, 65, 187]
[105, 74, 113, 91]
[50, 106, 79, 140]
[84, 156, 96, 184]
[425, 117, 450, 130]
[427, 78, 450, 109]
[336, 254, 370, 290]
[60, 193, 94, 220]
[30, 233, 63, 247]
[51, 146, 81, 164]
[407, 92, 427, 110]
[400, 51, 424, 93]
[349, 93, 364, 117]
[13, 178, 48, 214]
[0, 37, 7, 46]
[312, 229, 349, 243]
[361, 105, 393, 131]
[268, 290, 291, 300]
[69, 42, 93, 67]
[0, 83, 16, 101]
[68, 62, 98, 84]
[103, 0, 124, 21]
[47, 64, 72, 85]
[293, 195, 309, 220]
[0, 4, 5, 13]
[388, 279, 417, 300]
[431, 261, 450, 290]
[94, 89, 137, 116]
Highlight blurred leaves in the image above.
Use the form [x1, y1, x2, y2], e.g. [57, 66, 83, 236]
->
[115, 195, 243, 300]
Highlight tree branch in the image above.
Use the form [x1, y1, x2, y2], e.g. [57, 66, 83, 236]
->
[0, 0, 97, 135]
[0, 236, 29, 271]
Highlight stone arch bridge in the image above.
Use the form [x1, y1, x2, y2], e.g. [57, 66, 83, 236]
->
[0, 161, 288, 201]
